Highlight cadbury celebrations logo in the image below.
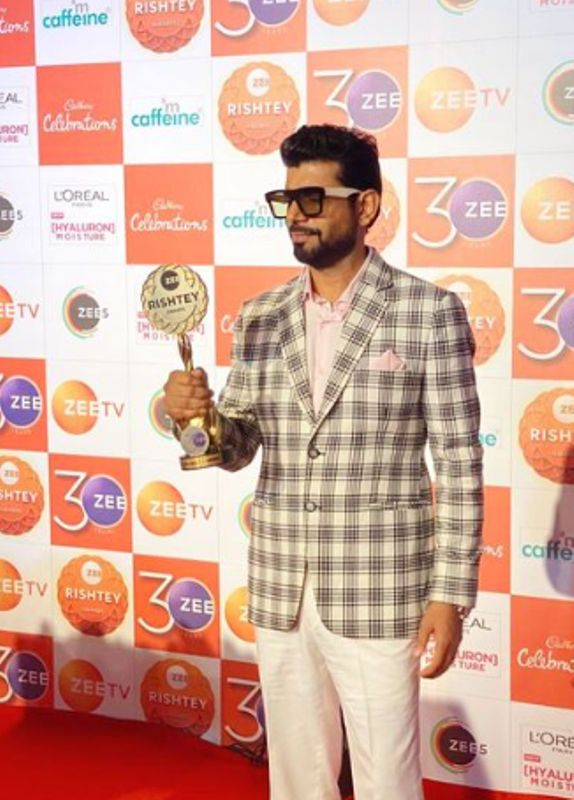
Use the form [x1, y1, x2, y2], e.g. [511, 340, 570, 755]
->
[0, 194, 23, 239]
[166, 578, 215, 633]
[431, 718, 488, 773]
[0, 650, 49, 703]
[63, 287, 109, 338]
[543, 61, 574, 124]
[0, 375, 42, 430]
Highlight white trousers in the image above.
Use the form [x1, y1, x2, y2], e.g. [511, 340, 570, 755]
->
[255, 576, 423, 800]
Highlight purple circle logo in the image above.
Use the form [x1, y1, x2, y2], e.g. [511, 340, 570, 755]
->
[167, 579, 215, 633]
[557, 295, 574, 348]
[0, 376, 43, 428]
[6, 651, 49, 701]
[448, 180, 507, 240]
[346, 71, 402, 132]
[81, 475, 127, 528]
[249, 0, 299, 26]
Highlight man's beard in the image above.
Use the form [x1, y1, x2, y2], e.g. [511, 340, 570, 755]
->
[290, 226, 357, 269]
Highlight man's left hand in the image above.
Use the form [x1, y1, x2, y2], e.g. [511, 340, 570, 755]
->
[413, 602, 463, 679]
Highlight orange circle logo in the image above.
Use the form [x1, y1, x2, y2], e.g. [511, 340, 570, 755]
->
[435, 275, 505, 366]
[136, 480, 186, 536]
[415, 67, 476, 132]
[0, 285, 14, 336]
[52, 380, 98, 435]
[140, 658, 215, 736]
[218, 61, 300, 155]
[313, 0, 369, 25]
[225, 586, 255, 643]
[0, 456, 44, 536]
[59, 659, 105, 713]
[238, 493, 253, 537]
[521, 177, 574, 244]
[126, 0, 204, 53]
[0, 559, 23, 611]
[57, 555, 129, 636]
[519, 388, 574, 484]
[365, 174, 401, 252]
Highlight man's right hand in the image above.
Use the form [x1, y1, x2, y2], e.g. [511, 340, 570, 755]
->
[163, 368, 215, 424]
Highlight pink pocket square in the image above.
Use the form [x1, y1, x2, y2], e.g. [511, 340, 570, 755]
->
[370, 349, 407, 372]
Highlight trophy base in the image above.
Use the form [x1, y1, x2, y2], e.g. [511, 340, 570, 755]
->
[180, 451, 223, 471]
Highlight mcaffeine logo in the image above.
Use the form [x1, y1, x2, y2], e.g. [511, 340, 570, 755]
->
[431, 718, 488, 773]
[63, 287, 109, 338]
[42, 1, 110, 29]
[130, 96, 202, 128]
[222, 199, 284, 231]
[0, 194, 23, 240]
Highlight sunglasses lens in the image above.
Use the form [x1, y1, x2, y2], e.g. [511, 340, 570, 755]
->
[298, 189, 323, 217]
[267, 193, 289, 218]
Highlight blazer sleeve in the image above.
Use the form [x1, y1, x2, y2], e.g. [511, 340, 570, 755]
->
[421, 290, 484, 609]
[215, 306, 262, 472]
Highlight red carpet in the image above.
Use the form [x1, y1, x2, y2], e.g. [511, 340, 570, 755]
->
[1, 706, 270, 800]
[1, 707, 556, 800]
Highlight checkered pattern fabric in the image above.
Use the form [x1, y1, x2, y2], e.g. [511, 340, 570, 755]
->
[218, 249, 483, 637]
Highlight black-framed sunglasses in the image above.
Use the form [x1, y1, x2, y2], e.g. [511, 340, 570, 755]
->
[264, 186, 361, 219]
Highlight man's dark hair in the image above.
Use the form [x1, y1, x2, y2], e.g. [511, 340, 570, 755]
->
[280, 124, 382, 196]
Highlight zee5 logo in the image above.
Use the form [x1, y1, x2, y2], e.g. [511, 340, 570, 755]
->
[148, 390, 172, 439]
[0, 646, 49, 704]
[51, 380, 125, 434]
[53, 470, 127, 532]
[313, 67, 402, 132]
[0, 374, 42, 429]
[521, 177, 574, 244]
[62, 287, 109, 338]
[543, 61, 574, 124]
[431, 717, 488, 773]
[137, 572, 216, 636]
[136, 481, 213, 536]
[414, 67, 510, 132]
[436, 0, 480, 13]
[412, 175, 508, 249]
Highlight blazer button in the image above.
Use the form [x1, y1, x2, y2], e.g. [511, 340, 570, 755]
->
[308, 447, 320, 459]
[304, 500, 318, 512]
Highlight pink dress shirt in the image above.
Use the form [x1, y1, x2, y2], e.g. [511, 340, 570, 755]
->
[304, 251, 371, 415]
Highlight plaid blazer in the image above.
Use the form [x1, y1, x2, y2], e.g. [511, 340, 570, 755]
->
[217, 250, 483, 638]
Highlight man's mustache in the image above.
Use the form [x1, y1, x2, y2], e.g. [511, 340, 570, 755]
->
[289, 225, 321, 236]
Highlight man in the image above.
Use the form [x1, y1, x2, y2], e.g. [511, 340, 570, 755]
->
[164, 124, 483, 800]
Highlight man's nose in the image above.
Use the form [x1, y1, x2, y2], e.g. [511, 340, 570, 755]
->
[285, 196, 307, 225]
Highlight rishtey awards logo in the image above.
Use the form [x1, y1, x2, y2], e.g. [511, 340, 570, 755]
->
[414, 66, 511, 133]
[543, 61, 574, 125]
[521, 177, 574, 244]
[313, 0, 369, 26]
[0, 455, 44, 537]
[519, 387, 574, 484]
[140, 658, 215, 735]
[57, 554, 129, 636]
[125, 0, 204, 53]
[434, 274, 505, 366]
[218, 61, 300, 155]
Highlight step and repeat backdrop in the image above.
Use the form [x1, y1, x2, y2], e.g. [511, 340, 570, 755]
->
[1, 0, 573, 797]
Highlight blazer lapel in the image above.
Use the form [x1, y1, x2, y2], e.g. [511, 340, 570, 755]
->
[275, 278, 315, 425]
[313, 254, 393, 431]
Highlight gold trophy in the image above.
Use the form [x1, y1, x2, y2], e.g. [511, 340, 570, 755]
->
[141, 264, 223, 470]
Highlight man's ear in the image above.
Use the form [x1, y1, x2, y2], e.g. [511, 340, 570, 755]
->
[358, 190, 381, 230]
